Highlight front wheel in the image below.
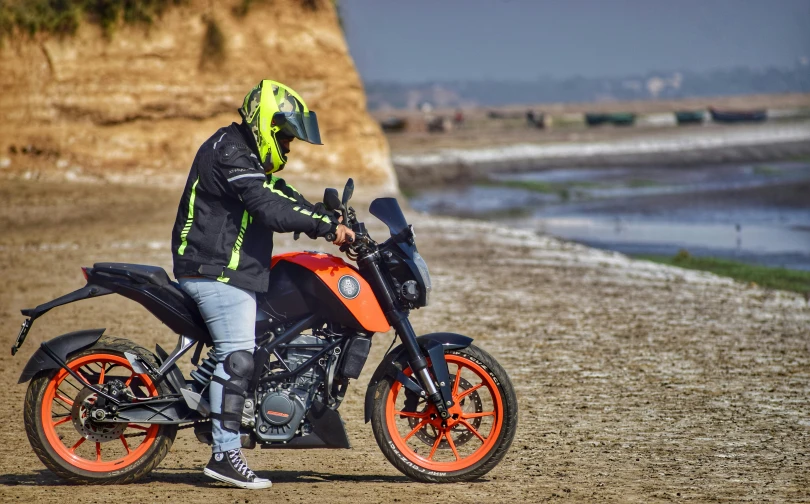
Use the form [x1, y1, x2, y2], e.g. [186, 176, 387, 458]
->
[371, 344, 518, 482]
[24, 336, 177, 484]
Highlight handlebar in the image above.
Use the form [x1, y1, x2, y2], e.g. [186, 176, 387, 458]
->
[324, 226, 355, 243]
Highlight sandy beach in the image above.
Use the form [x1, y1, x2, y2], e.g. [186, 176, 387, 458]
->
[0, 179, 808, 502]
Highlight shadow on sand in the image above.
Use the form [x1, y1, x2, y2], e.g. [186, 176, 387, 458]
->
[0, 468, 417, 487]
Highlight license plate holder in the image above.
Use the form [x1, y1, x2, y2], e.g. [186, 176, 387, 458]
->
[11, 318, 32, 356]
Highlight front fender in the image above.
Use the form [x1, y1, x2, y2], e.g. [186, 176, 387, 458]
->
[18, 328, 105, 384]
[363, 332, 472, 423]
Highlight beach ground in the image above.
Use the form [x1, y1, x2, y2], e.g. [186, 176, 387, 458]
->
[0, 179, 808, 503]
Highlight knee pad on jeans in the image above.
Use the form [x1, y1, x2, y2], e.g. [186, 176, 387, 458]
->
[211, 350, 254, 433]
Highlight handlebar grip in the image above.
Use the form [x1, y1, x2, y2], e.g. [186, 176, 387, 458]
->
[325, 232, 336, 242]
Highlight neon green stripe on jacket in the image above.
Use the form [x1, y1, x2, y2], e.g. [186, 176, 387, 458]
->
[177, 177, 200, 255]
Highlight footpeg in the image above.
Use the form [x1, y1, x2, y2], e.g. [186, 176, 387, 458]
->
[181, 387, 211, 415]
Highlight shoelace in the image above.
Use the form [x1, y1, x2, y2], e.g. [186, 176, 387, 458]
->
[227, 449, 256, 479]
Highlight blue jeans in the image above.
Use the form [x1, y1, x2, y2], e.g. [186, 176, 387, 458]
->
[179, 278, 256, 453]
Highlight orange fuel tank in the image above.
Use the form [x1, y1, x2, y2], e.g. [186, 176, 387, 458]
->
[271, 252, 390, 333]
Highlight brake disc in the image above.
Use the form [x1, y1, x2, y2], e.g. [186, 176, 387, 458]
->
[71, 387, 127, 443]
[405, 375, 483, 447]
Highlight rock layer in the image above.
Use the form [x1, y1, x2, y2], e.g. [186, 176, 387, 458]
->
[0, 0, 397, 191]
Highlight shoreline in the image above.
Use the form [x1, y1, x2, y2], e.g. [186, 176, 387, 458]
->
[392, 121, 810, 189]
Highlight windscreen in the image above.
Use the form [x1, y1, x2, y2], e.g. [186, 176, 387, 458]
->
[369, 198, 408, 236]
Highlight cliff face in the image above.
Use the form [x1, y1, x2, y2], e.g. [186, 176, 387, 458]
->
[0, 0, 397, 191]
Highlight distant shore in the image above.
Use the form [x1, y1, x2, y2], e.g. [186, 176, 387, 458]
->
[391, 121, 810, 189]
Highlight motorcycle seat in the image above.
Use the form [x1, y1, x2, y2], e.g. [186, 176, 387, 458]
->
[92, 262, 191, 304]
[92, 262, 211, 344]
[93, 263, 172, 286]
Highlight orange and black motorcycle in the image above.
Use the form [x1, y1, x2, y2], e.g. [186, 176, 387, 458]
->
[11, 180, 517, 484]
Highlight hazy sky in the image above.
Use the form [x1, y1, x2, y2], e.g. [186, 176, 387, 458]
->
[341, 0, 810, 83]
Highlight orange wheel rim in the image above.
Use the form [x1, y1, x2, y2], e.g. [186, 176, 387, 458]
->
[385, 353, 504, 472]
[41, 353, 160, 472]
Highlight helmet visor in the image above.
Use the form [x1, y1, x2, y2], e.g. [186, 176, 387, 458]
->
[271, 85, 322, 145]
[273, 110, 322, 145]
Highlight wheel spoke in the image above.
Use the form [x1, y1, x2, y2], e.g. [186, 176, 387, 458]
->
[69, 437, 86, 453]
[455, 382, 484, 401]
[52, 416, 72, 427]
[120, 435, 131, 454]
[397, 409, 428, 419]
[125, 372, 134, 386]
[127, 423, 150, 431]
[98, 364, 106, 385]
[54, 393, 74, 407]
[461, 411, 495, 419]
[458, 419, 486, 442]
[52, 398, 72, 414]
[403, 418, 430, 442]
[452, 366, 463, 396]
[75, 368, 91, 386]
[61, 377, 84, 392]
[445, 431, 461, 461]
[95, 442, 102, 462]
[427, 431, 443, 460]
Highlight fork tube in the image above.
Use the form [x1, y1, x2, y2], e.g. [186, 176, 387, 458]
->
[393, 317, 439, 398]
[358, 253, 439, 399]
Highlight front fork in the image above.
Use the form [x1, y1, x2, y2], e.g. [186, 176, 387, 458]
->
[393, 317, 455, 419]
[360, 253, 454, 418]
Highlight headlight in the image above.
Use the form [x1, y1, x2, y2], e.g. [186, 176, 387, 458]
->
[412, 251, 432, 306]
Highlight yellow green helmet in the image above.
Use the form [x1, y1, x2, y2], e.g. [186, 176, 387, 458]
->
[238, 80, 322, 173]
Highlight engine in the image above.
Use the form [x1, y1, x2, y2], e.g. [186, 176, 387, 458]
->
[253, 334, 326, 443]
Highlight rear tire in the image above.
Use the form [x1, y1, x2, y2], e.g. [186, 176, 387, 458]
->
[371, 344, 518, 482]
[24, 336, 177, 484]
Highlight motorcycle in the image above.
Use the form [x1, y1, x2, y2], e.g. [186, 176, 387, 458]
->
[11, 179, 517, 484]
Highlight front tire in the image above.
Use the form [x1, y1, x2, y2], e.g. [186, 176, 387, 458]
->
[371, 344, 518, 482]
[24, 336, 177, 484]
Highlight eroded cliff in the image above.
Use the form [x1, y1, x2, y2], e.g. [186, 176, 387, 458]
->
[0, 0, 397, 191]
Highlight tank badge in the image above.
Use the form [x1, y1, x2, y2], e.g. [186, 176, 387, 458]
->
[338, 275, 360, 300]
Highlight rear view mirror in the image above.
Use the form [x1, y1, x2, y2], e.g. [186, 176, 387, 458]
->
[342, 178, 354, 206]
[323, 188, 341, 211]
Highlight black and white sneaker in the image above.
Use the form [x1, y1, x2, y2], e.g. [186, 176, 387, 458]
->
[203, 449, 272, 489]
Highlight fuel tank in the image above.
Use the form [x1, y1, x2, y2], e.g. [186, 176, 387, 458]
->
[258, 252, 390, 333]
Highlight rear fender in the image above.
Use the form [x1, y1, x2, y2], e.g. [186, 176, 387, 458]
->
[363, 332, 473, 423]
[18, 328, 105, 384]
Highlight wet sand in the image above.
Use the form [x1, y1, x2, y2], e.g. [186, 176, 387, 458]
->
[391, 121, 810, 189]
[0, 179, 808, 502]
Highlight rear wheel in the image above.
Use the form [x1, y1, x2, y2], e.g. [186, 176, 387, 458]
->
[24, 337, 177, 484]
[371, 345, 518, 482]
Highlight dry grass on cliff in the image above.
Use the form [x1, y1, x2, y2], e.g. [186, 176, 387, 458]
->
[0, 0, 185, 42]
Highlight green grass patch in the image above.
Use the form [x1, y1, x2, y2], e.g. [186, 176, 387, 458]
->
[199, 15, 225, 70]
[482, 178, 601, 195]
[637, 250, 810, 294]
[752, 165, 781, 176]
[0, 0, 185, 42]
[625, 179, 661, 188]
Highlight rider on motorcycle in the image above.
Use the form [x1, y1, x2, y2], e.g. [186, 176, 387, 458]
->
[170, 80, 355, 489]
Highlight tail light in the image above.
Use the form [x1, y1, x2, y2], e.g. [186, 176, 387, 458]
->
[81, 267, 89, 281]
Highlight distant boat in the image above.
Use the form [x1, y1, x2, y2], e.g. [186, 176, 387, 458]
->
[379, 117, 407, 132]
[708, 107, 766, 123]
[609, 113, 636, 126]
[674, 110, 705, 125]
[585, 113, 636, 127]
[526, 111, 545, 129]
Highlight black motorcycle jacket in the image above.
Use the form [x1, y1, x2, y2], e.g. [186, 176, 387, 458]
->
[171, 122, 337, 292]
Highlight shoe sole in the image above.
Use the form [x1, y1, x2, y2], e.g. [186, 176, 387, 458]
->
[203, 468, 272, 490]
